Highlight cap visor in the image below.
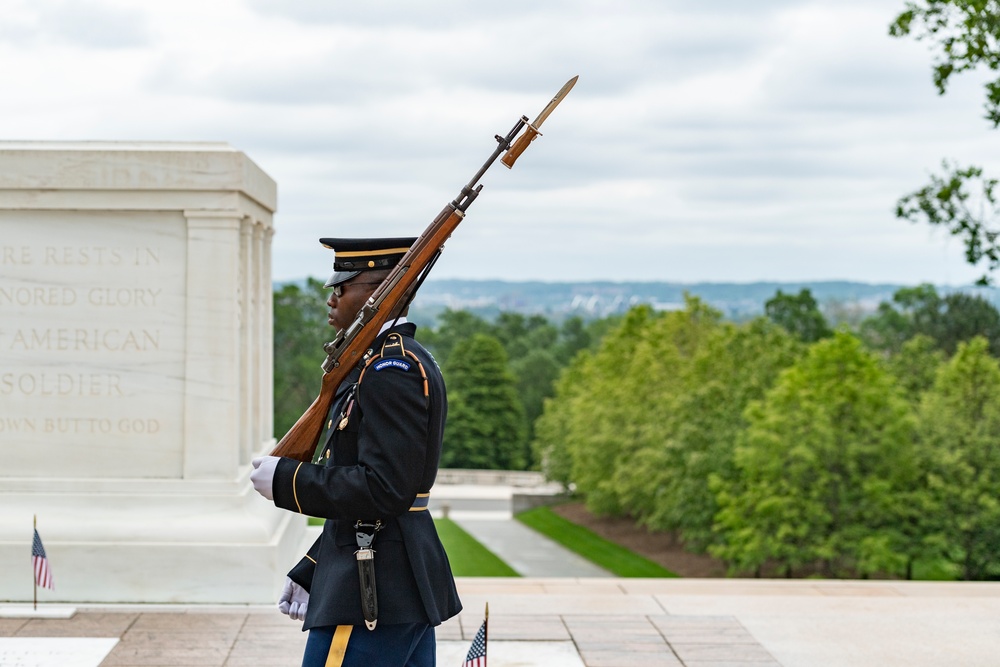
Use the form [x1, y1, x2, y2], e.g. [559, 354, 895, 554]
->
[324, 270, 362, 289]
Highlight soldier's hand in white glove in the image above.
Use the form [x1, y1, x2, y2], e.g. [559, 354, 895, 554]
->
[278, 577, 309, 621]
[250, 456, 280, 500]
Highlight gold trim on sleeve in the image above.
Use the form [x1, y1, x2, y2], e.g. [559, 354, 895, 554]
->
[292, 462, 304, 514]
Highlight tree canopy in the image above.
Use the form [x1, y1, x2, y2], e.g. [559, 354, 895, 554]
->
[442, 333, 527, 470]
[890, 1, 1000, 283]
[917, 337, 1000, 580]
[890, 0, 1000, 127]
[273, 279, 329, 438]
[765, 288, 833, 343]
[712, 332, 919, 577]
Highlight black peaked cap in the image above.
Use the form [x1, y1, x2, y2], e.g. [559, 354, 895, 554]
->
[319, 237, 417, 288]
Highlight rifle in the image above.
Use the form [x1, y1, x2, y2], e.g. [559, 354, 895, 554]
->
[271, 76, 578, 462]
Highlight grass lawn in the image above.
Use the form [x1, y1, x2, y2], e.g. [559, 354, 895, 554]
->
[516, 505, 679, 578]
[434, 517, 520, 577]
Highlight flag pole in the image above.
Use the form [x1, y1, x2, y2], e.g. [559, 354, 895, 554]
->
[484, 602, 489, 667]
[32, 515, 37, 611]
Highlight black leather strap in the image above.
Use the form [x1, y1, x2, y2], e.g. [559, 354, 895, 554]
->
[354, 520, 382, 630]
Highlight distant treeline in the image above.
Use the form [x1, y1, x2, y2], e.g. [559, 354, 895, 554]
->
[274, 281, 1000, 580]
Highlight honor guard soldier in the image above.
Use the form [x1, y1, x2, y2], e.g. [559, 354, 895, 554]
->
[251, 237, 462, 667]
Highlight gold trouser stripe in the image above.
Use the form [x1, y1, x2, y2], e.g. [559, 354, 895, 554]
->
[292, 462, 303, 513]
[325, 625, 353, 667]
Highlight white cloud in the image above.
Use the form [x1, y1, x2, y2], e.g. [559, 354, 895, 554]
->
[0, 0, 996, 286]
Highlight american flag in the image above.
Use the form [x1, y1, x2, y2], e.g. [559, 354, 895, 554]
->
[32, 528, 54, 590]
[462, 617, 487, 667]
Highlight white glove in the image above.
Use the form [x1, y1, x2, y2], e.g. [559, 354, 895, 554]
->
[278, 577, 309, 621]
[250, 456, 279, 500]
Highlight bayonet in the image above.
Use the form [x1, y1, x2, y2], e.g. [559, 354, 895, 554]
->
[501, 75, 578, 168]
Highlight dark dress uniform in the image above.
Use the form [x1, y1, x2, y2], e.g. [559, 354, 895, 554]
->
[271, 322, 462, 663]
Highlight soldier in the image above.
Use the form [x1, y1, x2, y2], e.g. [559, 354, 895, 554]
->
[250, 237, 462, 667]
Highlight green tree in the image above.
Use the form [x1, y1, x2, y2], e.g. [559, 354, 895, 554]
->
[442, 333, 527, 470]
[509, 347, 561, 465]
[890, 1, 1000, 127]
[765, 289, 833, 343]
[859, 284, 1000, 355]
[492, 312, 558, 361]
[918, 337, 1000, 580]
[611, 317, 802, 552]
[532, 354, 589, 487]
[273, 279, 330, 437]
[890, 1, 1000, 283]
[534, 298, 722, 516]
[490, 312, 560, 458]
[417, 309, 492, 367]
[895, 163, 1000, 285]
[712, 332, 919, 577]
[885, 334, 946, 402]
[533, 305, 669, 513]
[553, 316, 594, 364]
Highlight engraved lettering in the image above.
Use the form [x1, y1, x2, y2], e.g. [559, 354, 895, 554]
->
[86, 288, 160, 307]
[43, 246, 123, 266]
[0, 286, 77, 307]
[135, 247, 160, 266]
[0, 373, 125, 397]
[0, 418, 37, 432]
[118, 418, 160, 434]
[1, 246, 32, 264]
[43, 417, 113, 434]
[9, 328, 160, 352]
[38, 417, 160, 435]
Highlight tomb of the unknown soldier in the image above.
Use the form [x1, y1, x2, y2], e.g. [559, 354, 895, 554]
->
[0, 142, 304, 604]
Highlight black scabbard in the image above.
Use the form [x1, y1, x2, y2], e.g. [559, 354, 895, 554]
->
[355, 521, 381, 630]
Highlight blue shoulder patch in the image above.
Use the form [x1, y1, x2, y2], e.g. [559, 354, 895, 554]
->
[374, 358, 411, 372]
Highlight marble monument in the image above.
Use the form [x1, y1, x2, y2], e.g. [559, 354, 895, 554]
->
[0, 142, 304, 603]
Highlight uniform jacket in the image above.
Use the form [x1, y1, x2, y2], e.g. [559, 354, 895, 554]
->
[272, 323, 462, 630]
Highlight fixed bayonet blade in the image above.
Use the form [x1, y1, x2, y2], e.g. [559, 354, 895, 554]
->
[501, 75, 578, 168]
[532, 75, 578, 129]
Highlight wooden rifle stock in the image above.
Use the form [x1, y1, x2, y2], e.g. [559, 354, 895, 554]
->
[271, 77, 577, 462]
[271, 205, 464, 461]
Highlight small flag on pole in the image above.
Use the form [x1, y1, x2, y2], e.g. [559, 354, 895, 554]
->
[462, 604, 487, 667]
[32, 528, 54, 590]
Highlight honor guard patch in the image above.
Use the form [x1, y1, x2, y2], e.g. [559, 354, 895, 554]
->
[374, 359, 411, 372]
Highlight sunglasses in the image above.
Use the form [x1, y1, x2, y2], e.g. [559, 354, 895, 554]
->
[332, 281, 383, 298]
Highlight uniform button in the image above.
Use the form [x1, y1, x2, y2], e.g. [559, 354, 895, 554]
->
[327, 419, 333, 429]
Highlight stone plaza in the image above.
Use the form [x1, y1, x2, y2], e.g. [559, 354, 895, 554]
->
[3, 577, 1000, 666]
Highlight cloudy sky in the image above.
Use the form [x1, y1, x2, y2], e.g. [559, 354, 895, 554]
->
[2, 0, 997, 286]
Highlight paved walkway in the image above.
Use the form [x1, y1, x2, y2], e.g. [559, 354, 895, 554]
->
[453, 519, 611, 578]
[3, 579, 1000, 666]
[429, 482, 613, 578]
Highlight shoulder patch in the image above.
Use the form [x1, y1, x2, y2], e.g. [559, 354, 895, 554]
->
[374, 358, 412, 372]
